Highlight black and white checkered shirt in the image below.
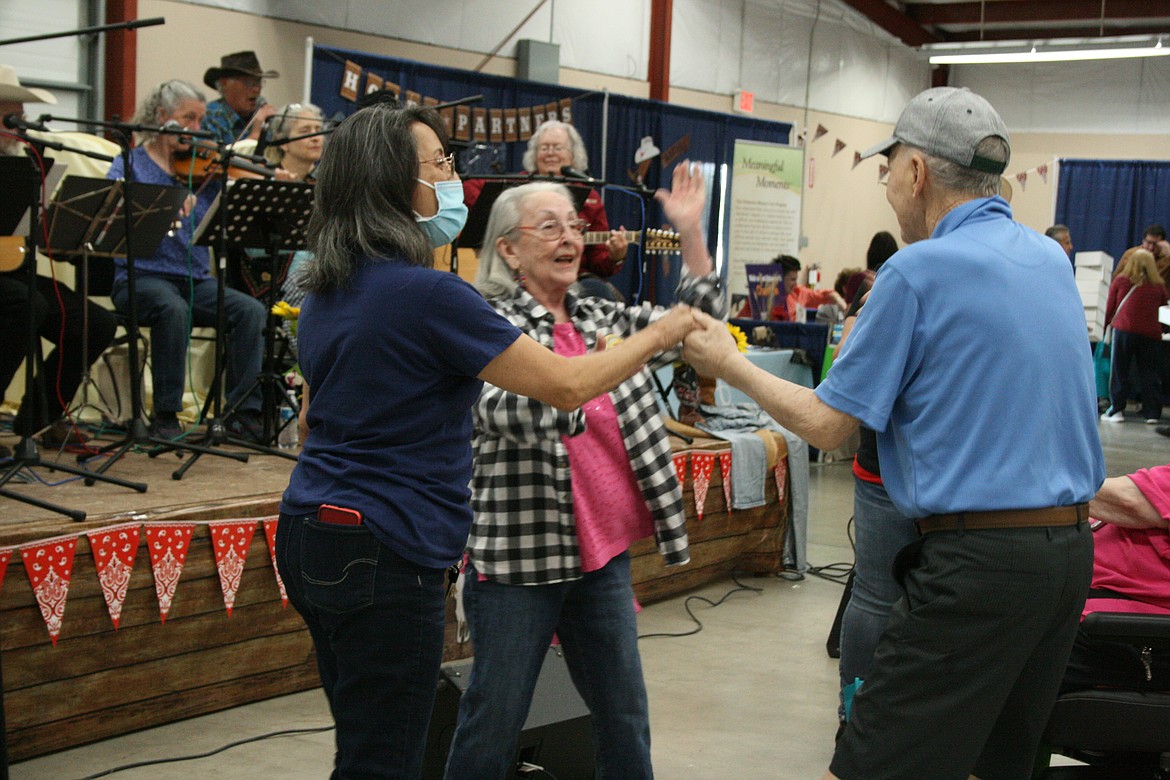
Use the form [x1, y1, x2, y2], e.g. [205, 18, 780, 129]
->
[468, 273, 726, 585]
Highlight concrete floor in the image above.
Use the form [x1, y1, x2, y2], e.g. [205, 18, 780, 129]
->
[9, 418, 1167, 779]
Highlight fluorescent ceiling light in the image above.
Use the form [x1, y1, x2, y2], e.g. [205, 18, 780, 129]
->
[925, 35, 1168, 65]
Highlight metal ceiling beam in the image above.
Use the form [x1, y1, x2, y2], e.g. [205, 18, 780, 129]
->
[944, 24, 1170, 42]
[836, 0, 941, 46]
[907, 0, 1170, 26]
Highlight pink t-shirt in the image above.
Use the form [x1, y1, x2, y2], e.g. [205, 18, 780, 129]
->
[553, 322, 654, 572]
[1085, 465, 1170, 617]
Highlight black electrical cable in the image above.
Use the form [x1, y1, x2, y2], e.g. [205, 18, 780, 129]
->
[75, 725, 334, 779]
[637, 572, 765, 640]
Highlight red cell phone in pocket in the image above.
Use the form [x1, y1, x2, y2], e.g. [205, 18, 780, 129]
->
[318, 504, 363, 526]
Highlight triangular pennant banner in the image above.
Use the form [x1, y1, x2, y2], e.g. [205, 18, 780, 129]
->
[813, 124, 828, 142]
[1015, 171, 1027, 190]
[87, 524, 141, 629]
[832, 139, 846, 157]
[262, 518, 288, 608]
[852, 151, 862, 170]
[1036, 163, 1049, 183]
[774, 459, 788, 499]
[691, 452, 715, 520]
[21, 538, 78, 645]
[878, 164, 890, 182]
[145, 523, 195, 623]
[673, 452, 688, 486]
[209, 520, 257, 617]
[0, 547, 11, 594]
[718, 451, 733, 514]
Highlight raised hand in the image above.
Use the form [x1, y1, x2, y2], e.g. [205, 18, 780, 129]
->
[654, 160, 706, 232]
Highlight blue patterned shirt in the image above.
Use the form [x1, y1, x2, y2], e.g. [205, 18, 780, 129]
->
[202, 98, 247, 146]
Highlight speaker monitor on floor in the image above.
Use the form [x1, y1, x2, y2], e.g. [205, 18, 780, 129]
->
[423, 646, 595, 779]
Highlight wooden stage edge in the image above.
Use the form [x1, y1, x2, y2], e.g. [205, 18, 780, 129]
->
[0, 436, 788, 762]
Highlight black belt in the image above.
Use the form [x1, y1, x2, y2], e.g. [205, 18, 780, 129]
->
[915, 503, 1089, 535]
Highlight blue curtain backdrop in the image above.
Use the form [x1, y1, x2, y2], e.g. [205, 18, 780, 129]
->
[1055, 159, 1170, 269]
[310, 45, 792, 302]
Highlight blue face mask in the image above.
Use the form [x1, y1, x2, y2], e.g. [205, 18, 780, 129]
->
[414, 179, 468, 247]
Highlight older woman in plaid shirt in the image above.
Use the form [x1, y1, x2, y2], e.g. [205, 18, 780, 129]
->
[444, 164, 725, 779]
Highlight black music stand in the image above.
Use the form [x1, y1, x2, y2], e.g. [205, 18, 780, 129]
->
[0, 158, 147, 522]
[80, 175, 249, 476]
[196, 178, 313, 461]
[162, 177, 310, 478]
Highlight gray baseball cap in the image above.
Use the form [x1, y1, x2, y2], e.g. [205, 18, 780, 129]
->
[860, 87, 1010, 174]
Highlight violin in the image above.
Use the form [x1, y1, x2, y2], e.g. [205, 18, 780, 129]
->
[172, 144, 275, 182]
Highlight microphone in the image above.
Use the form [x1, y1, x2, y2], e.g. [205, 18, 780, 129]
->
[560, 165, 594, 181]
[3, 113, 49, 132]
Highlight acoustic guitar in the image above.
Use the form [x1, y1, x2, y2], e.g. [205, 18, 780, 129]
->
[0, 237, 27, 272]
[583, 228, 680, 255]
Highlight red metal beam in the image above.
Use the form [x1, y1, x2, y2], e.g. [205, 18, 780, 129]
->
[836, 0, 941, 47]
[104, 0, 137, 125]
[648, 0, 672, 102]
[945, 24, 1170, 42]
[907, 0, 1170, 26]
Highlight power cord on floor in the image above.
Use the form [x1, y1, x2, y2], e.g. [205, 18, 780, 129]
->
[781, 515, 856, 586]
[74, 725, 335, 779]
[517, 760, 562, 779]
[637, 572, 765, 640]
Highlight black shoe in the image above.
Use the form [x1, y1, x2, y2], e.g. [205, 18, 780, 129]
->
[150, 413, 183, 440]
[224, 410, 266, 445]
[1156, 425, 1170, 439]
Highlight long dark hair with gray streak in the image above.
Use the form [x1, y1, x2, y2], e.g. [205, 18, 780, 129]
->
[302, 104, 447, 292]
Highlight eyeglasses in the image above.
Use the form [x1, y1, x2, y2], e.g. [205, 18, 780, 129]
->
[231, 76, 263, 89]
[537, 143, 568, 155]
[514, 219, 589, 241]
[419, 152, 456, 172]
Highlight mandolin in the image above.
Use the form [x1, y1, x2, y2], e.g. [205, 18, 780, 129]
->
[583, 228, 680, 255]
[0, 236, 27, 273]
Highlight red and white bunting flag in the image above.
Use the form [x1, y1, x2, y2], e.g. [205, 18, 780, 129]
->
[673, 452, 688, 486]
[1037, 163, 1049, 183]
[774, 459, 788, 499]
[21, 538, 78, 645]
[813, 123, 828, 142]
[145, 523, 195, 623]
[878, 164, 890, 182]
[0, 547, 11, 594]
[209, 520, 257, 617]
[691, 452, 715, 520]
[832, 139, 846, 157]
[719, 451, 733, 514]
[262, 518, 288, 608]
[1015, 171, 1027, 190]
[852, 151, 862, 170]
[87, 524, 141, 629]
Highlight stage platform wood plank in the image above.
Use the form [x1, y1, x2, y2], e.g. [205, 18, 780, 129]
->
[0, 425, 788, 761]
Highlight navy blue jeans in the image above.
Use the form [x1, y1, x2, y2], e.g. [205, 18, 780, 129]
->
[276, 511, 448, 779]
[1109, 329, 1163, 421]
[111, 275, 264, 415]
[443, 552, 652, 780]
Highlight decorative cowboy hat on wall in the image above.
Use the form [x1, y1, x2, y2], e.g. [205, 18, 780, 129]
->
[203, 51, 280, 90]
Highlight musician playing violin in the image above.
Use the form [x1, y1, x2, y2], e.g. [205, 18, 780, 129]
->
[105, 79, 266, 442]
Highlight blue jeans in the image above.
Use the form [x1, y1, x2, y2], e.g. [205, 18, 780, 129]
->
[111, 275, 264, 415]
[276, 511, 448, 779]
[838, 478, 918, 708]
[443, 552, 652, 780]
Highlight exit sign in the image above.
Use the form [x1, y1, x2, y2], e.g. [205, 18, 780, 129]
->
[734, 90, 754, 114]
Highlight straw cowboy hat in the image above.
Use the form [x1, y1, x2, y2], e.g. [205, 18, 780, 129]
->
[202, 51, 280, 90]
[0, 65, 57, 104]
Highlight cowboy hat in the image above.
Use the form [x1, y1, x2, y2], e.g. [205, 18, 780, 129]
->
[0, 65, 57, 104]
[202, 51, 280, 90]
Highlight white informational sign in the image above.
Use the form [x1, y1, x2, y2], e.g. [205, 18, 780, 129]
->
[727, 140, 804, 296]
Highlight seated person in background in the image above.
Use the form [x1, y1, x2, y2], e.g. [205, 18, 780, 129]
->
[1060, 464, 1170, 694]
[1045, 224, 1074, 267]
[737, 254, 846, 321]
[463, 120, 628, 298]
[0, 65, 117, 448]
[106, 79, 266, 441]
[201, 51, 278, 146]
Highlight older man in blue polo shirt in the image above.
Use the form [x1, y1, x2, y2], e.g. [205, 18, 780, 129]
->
[684, 87, 1103, 779]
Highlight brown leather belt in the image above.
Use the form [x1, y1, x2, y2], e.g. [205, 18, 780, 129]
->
[915, 503, 1090, 535]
